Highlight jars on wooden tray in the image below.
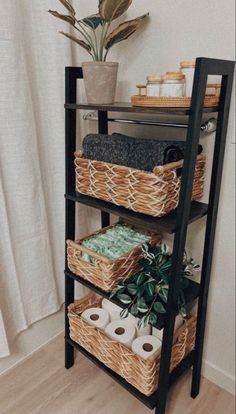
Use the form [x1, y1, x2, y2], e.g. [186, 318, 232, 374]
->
[180, 61, 196, 97]
[160, 72, 186, 97]
[146, 75, 163, 97]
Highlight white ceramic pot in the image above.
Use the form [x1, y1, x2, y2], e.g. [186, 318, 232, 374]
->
[82, 62, 119, 105]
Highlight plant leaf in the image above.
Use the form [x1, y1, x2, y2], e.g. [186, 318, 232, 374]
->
[137, 297, 149, 313]
[137, 298, 147, 308]
[149, 312, 158, 325]
[109, 284, 125, 298]
[130, 303, 139, 317]
[143, 314, 150, 327]
[81, 14, 104, 29]
[136, 284, 146, 298]
[58, 0, 76, 16]
[127, 283, 138, 295]
[179, 306, 187, 318]
[99, 0, 133, 22]
[154, 301, 166, 314]
[48, 10, 76, 26]
[104, 13, 149, 50]
[120, 308, 129, 319]
[59, 32, 91, 52]
[145, 282, 155, 297]
[135, 272, 147, 286]
[158, 288, 168, 303]
[117, 293, 132, 304]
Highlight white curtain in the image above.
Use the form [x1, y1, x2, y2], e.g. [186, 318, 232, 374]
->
[0, 0, 88, 358]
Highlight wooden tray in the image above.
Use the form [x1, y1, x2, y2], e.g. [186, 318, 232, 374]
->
[131, 95, 219, 108]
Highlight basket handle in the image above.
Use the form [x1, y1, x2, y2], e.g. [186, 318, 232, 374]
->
[153, 153, 206, 175]
[74, 150, 83, 158]
[67, 240, 112, 264]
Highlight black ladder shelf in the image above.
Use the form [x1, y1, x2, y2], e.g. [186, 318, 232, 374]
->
[64, 58, 234, 414]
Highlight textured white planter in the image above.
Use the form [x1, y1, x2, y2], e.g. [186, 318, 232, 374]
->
[82, 62, 119, 105]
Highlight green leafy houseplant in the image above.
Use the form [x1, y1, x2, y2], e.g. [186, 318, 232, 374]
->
[48, 0, 149, 62]
[110, 244, 200, 328]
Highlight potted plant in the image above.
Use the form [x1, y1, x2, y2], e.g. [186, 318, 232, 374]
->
[110, 243, 200, 328]
[49, 0, 149, 104]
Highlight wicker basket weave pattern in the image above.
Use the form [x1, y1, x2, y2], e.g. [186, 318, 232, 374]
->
[67, 223, 162, 292]
[68, 293, 196, 396]
[75, 151, 205, 217]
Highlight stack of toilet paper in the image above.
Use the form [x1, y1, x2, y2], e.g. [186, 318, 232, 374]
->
[81, 299, 183, 361]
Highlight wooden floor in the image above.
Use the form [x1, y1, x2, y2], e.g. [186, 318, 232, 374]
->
[0, 334, 234, 414]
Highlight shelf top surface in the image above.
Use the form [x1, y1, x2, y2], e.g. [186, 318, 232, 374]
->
[66, 192, 208, 234]
[65, 101, 219, 115]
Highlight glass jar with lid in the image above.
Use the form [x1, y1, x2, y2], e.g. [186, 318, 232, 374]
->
[180, 61, 196, 97]
[160, 72, 185, 97]
[146, 75, 163, 97]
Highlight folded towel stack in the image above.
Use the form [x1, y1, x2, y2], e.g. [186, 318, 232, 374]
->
[81, 223, 150, 263]
[83, 133, 203, 172]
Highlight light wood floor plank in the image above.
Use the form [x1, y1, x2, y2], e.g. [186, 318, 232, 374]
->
[0, 334, 234, 414]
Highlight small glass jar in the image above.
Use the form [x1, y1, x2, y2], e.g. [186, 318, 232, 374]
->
[160, 73, 185, 97]
[146, 75, 163, 97]
[206, 83, 221, 96]
[180, 61, 196, 97]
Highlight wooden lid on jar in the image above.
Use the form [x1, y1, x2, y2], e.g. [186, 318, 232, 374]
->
[147, 75, 163, 82]
[207, 83, 221, 88]
[180, 60, 196, 68]
[136, 83, 147, 88]
[164, 72, 185, 81]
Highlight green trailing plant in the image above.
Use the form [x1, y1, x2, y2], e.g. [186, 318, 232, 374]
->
[48, 0, 149, 61]
[110, 244, 200, 328]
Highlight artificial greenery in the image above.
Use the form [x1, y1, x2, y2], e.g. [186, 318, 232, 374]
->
[110, 243, 200, 328]
[49, 0, 149, 62]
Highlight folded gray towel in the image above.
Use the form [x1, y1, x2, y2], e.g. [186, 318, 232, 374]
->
[83, 133, 203, 172]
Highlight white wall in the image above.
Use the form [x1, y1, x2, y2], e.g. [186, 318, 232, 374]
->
[75, 0, 235, 395]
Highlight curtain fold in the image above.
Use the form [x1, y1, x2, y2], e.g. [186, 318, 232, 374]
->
[0, 0, 88, 358]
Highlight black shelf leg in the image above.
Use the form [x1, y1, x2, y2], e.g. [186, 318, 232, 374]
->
[156, 58, 210, 414]
[98, 110, 110, 228]
[191, 65, 234, 398]
[65, 67, 83, 369]
[65, 271, 74, 368]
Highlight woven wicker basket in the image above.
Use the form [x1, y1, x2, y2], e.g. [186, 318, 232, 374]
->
[68, 293, 196, 396]
[75, 151, 206, 217]
[67, 221, 161, 292]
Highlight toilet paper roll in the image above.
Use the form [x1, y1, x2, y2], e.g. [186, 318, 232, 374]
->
[132, 335, 162, 361]
[102, 299, 123, 321]
[105, 320, 136, 348]
[81, 307, 110, 330]
[126, 314, 152, 337]
[152, 314, 183, 341]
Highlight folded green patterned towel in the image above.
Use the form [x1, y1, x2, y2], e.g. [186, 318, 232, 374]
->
[81, 224, 150, 263]
[83, 133, 203, 172]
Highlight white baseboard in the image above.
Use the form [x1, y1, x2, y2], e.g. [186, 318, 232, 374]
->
[203, 359, 235, 395]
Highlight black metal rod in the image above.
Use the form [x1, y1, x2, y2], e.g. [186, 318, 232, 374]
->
[98, 111, 110, 228]
[156, 58, 209, 414]
[191, 61, 235, 397]
[65, 67, 83, 369]
[84, 113, 217, 133]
